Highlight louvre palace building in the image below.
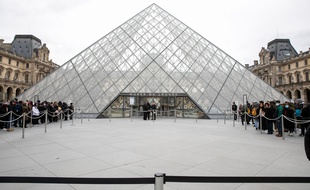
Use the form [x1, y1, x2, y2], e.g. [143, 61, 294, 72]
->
[0, 35, 59, 100]
[247, 39, 310, 102]
[17, 4, 288, 119]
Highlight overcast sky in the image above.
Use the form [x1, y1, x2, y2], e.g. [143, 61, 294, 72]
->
[1, 0, 309, 66]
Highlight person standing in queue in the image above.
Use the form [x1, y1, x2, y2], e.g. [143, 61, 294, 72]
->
[146, 102, 151, 120]
[151, 102, 157, 120]
[232, 102, 237, 120]
[143, 102, 148, 120]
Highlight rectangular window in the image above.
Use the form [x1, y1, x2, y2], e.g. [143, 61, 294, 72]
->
[306, 59, 308, 66]
[306, 72, 309, 81]
[8, 59, 11, 64]
[278, 77, 283, 85]
[297, 74, 300, 83]
[296, 62, 299, 67]
[17, 62, 19, 67]
[288, 65, 291, 69]
[0, 56, 2, 62]
[25, 74, 29, 83]
[270, 78, 272, 85]
[278, 66, 281, 71]
[26, 63, 29, 68]
[289, 76, 292, 84]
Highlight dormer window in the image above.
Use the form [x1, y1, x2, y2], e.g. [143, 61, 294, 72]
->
[282, 50, 291, 58]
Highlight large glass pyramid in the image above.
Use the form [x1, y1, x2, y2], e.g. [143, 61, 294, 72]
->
[18, 4, 288, 118]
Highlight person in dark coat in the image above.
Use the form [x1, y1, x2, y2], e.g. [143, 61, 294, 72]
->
[232, 102, 237, 120]
[0, 101, 8, 130]
[283, 102, 295, 136]
[143, 102, 148, 120]
[300, 103, 310, 137]
[305, 127, 310, 160]
[264, 102, 274, 134]
[146, 102, 151, 120]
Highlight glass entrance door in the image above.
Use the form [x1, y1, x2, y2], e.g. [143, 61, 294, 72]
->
[100, 94, 205, 118]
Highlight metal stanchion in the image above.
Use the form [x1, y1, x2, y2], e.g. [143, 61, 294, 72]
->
[237, 111, 239, 122]
[9, 111, 12, 132]
[245, 113, 247, 130]
[60, 111, 63, 129]
[109, 107, 111, 122]
[233, 114, 235, 127]
[30, 111, 33, 128]
[217, 110, 219, 122]
[154, 173, 165, 190]
[260, 113, 263, 134]
[196, 110, 198, 123]
[174, 109, 176, 122]
[81, 109, 83, 124]
[22, 113, 25, 139]
[45, 110, 47, 133]
[131, 106, 133, 122]
[71, 112, 75, 126]
[281, 115, 285, 140]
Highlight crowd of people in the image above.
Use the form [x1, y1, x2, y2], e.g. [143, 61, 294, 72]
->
[141, 102, 157, 120]
[233, 100, 310, 160]
[232, 100, 310, 138]
[0, 99, 74, 131]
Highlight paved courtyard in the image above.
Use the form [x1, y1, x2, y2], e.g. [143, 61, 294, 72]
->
[0, 117, 309, 190]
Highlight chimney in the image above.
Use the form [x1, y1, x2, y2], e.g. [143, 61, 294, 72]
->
[254, 60, 258, 65]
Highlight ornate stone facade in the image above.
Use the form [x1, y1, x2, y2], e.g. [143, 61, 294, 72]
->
[0, 35, 58, 101]
[247, 39, 310, 102]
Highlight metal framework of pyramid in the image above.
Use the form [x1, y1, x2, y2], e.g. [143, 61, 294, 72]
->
[18, 4, 288, 118]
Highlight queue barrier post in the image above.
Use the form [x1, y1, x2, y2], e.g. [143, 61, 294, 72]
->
[71, 114, 75, 126]
[174, 109, 176, 122]
[233, 113, 235, 127]
[154, 173, 165, 190]
[196, 110, 198, 123]
[131, 106, 133, 122]
[109, 107, 111, 122]
[9, 111, 13, 131]
[60, 111, 63, 129]
[30, 111, 33, 128]
[81, 109, 83, 124]
[245, 113, 247, 130]
[22, 113, 25, 139]
[281, 115, 285, 140]
[260, 113, 263, 134]
[45, 110, 48, 133]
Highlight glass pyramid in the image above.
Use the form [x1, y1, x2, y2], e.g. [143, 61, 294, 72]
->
[18, 4, 288, 118]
